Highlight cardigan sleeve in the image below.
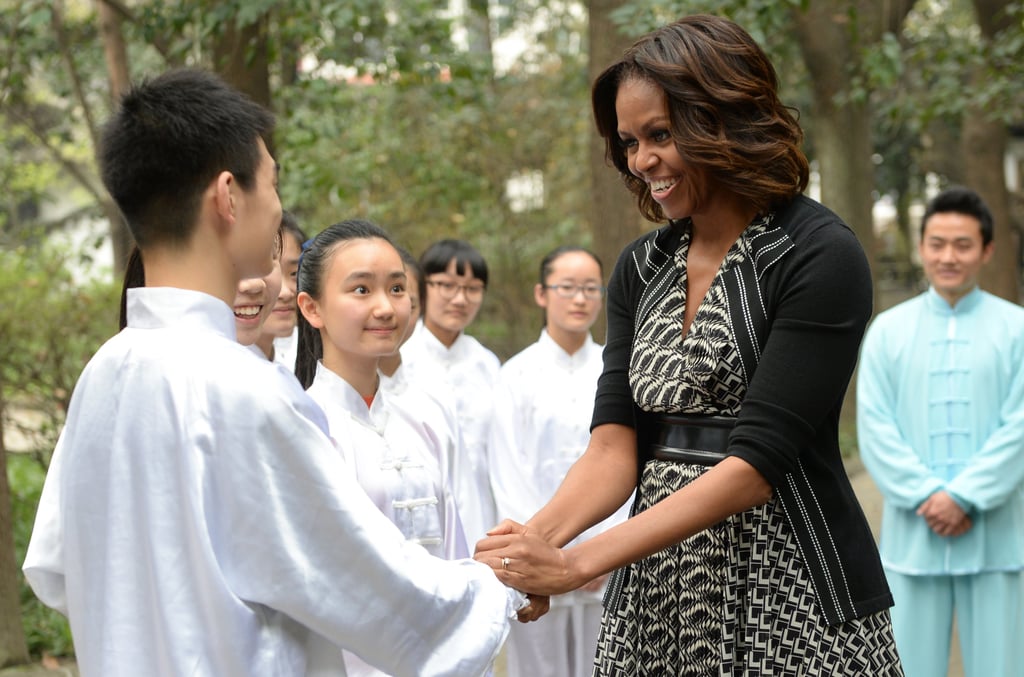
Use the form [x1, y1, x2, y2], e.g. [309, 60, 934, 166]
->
[591, 240, 642, 430]
[728, 221, 872, 487]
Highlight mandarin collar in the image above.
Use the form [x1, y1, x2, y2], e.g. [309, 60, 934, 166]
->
[312, 361, 387, 428]
[536, 329, 597, 369]
[925, 285, 982, 315]
[126, 287, 236, 341]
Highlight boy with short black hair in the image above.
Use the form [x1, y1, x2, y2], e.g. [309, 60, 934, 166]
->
[25, 68, 522, 677]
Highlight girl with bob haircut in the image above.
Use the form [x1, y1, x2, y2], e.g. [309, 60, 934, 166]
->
[402, 238, 502, 548]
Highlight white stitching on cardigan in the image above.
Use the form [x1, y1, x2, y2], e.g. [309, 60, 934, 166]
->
[776, 494, 829, 620]
[786, 471, 843, 619]
[798, 460, 857, 616]
[722, 292, 750, 387]
[732, 267, 761, 362]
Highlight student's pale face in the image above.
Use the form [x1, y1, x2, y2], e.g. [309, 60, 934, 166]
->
[232, 139, 282, 279]
[423, 259, 484, 341]
[261, 232, 301, 339]
[615, 77, 704, 221]
[234, 256, 283, 346]
[919, 211, 993, 305]
[313, 239, 411, 366]
[399, 270, 422, 346]
[535, 251, 603, 339]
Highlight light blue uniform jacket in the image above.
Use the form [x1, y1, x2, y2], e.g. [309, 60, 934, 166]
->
[857, 287, 1024, 575]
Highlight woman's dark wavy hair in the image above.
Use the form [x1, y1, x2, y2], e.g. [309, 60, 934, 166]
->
[592, 14, 809, 222]
[293, 218, 397, 388]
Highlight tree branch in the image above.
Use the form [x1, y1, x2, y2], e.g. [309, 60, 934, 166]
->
[2, 106, 104, 204]
[95, 0, 175, 63]
[52, 1, 101, 150]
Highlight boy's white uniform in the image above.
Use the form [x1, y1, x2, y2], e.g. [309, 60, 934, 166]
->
[24, 288, 520, 677]
[488, 330, 630, 677]
[401, 320, 500, 545]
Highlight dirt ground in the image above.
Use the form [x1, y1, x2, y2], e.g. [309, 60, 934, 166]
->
[847, 457, 964, 677]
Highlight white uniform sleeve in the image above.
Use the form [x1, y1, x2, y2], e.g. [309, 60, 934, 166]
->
[214, 391, 517, 677]
[23, 432, 68, 615]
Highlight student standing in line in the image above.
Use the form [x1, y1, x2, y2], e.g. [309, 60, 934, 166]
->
[380, 246, 470, 548]
[295, 219, 466, 561]
[489, 246, 629, 677]
[24, 68, 530, 677]
[401, 239, 501, 545]
[858, 186, 1024, 677]
[294, 221, 480, 674]
[256, 211, 305, 370]
[119, 237, 282, 351]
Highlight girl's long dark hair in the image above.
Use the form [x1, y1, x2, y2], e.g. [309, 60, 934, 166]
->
[118, 246, 145, 330]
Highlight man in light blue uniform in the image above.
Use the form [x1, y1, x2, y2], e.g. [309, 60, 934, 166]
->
[857, 186, 1024, 676]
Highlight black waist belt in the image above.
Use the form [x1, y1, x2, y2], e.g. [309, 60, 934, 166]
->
[645, 414, 735, 466]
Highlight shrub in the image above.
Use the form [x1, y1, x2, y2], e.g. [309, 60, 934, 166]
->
[1, 241, 119, 659]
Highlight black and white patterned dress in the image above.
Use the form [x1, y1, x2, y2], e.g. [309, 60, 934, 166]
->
[593, 217, 902, 676]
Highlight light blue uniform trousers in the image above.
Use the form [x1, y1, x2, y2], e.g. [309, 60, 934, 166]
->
[887, 569, 1024, 677]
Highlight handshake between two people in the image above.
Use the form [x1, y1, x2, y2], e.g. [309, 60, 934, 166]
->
[473, 519, 610, 623]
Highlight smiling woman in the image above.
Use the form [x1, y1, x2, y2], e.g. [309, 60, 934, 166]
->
[474, 14, 903, 676]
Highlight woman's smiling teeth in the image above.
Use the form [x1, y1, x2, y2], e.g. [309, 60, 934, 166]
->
[649, 177, 678, 195]
[234, 305, 261, 318]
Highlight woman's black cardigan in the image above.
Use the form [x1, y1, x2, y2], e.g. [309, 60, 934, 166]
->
[592, 194, 893, 626]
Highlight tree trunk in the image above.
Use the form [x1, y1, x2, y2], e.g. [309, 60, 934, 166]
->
[0, 414, 29, 667]
[96, 0, 134, 275]
[966, 0, 1019, 302]
[792, 6, 873, 281]
[791, 1, 913, 426]
[465, 0, 495, 75]
[791, 1, 915, 290]
[212, 13, 272, 144]
[587, 0, 642, 342]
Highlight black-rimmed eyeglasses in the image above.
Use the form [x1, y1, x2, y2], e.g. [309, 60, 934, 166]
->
[427, 279, 486, 302]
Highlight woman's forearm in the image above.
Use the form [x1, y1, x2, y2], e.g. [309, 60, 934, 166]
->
[564, 455, 773, 585]
[526, 423, 638, 547]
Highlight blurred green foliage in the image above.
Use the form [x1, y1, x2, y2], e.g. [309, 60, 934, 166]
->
[0, 240, 119, 660]
[0, 242, 120, 460]
[8, 455, 73, 658]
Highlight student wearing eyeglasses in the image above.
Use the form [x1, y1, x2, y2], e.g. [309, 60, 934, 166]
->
[401, 239, 501, 547]
[488, 246, 630, 677]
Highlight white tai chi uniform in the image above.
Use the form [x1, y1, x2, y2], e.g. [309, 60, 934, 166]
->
[489, 330, 630, 677]
[272, 325, 298, 374]
[307, 362, 471, 676]
[307, 361, 467, 561]
[401, 320, 500, 545]
[23, 287, 521, 677]
[380, 361, 468, 546]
